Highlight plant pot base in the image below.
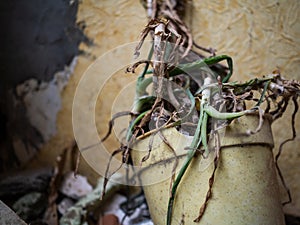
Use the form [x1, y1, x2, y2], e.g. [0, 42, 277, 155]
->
[132, 114, 285, 225]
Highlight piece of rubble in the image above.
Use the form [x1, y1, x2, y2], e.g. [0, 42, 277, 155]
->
[59, 171, 93, 200]
[0, 168, 52, 199]
[12, 192, 47, 222]
[59, 173, 123, 225]
[0, 200, 27, 225]
[102, 193, 153, 225]
[57, 198, 75, 216]
[98, 214, 120, 225]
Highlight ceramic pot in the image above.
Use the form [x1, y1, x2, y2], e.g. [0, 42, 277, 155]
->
[131, 114, 285, 225]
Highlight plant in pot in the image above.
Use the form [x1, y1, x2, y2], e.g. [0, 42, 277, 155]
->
[99, 1, 299, 225]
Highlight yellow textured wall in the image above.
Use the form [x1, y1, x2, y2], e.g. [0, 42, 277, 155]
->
[28, 0, 147, 184]
[190, 0, 300, 216]
[30, 0, 300, 216]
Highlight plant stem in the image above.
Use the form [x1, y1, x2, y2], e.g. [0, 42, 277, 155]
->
[169, 55, 233, 82]
[166, 77, 212, 225]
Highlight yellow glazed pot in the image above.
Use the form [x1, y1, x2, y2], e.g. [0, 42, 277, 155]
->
[132, 114, 285, 225]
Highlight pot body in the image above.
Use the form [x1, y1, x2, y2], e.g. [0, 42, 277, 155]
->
[132, 114, 285, 225]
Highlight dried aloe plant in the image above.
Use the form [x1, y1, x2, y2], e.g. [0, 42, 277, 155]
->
[99, 1, 300, 224]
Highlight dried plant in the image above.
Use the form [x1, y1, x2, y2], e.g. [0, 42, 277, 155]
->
[99, 1, 300, 224]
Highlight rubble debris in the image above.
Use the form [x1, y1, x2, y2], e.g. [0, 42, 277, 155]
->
[43, 147, 68, 225]
[57, 198, 75, 216]
[102, 193, 153, 225]
[12, 192, 47, 221]
[59, 171, 93, 200]
[98, 214, 120, 225]
[60, 173, 123, 225]
[0, 168, 52, 199]
[0, 200, 27, 225]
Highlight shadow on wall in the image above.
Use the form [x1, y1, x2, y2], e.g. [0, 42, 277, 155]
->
[0, 0, 91, 172]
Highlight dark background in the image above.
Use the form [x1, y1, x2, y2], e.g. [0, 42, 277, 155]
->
[0, 0, 89, 87]
[0, 0, 90, 171]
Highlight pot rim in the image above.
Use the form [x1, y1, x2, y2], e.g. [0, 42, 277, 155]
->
[135, 112, 274, 148]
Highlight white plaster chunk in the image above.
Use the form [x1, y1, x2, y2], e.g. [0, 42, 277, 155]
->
[59, 171, 93, 200]
[57, 198, 75, 215]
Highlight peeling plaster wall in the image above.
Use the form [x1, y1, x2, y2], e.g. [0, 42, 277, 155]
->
[28, 0, 147, 185]
[15, 58, 77, 142]
[0, 58, 78, 171]
[0, 0, 88, 171]
[30, 0, 300, 216]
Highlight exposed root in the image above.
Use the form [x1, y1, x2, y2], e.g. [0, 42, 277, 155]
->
[141, 132, 157, 163]
[275, 95, 298, 205]
[101, 147, 125, 199]
[194, 131, 220, 222]
[126, 60, 153, 73]
[101, 111, 132, 142]
[246, 107, 264, 135]
[158, 131, 178, 197]
[193, 41, 216, 56]
[74, 147, 81, 178]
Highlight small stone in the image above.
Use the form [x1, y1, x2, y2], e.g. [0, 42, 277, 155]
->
[59, 171, 93, 199]
[0, 200, 27, 225]
[98, 214, 120, 225]
[57, 198, 75, 215]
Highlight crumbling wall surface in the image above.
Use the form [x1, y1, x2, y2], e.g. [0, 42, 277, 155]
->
[28, 0, 147, 183]
[0, 0, 87, 170]
[28, 0, 299, 216]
